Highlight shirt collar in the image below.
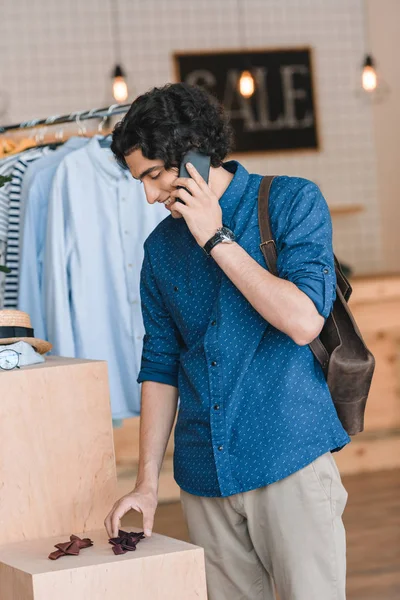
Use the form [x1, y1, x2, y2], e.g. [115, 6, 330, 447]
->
[218, 161, 249, 229]
[63, 136, 89, 151]
[85, 135, 130, 181]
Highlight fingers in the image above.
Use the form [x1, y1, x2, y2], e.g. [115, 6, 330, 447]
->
[104, 497, 137, 539]
[104, 505, 123, 539]
[104, 507, 115, 538]
[173, 177, 198, 195]
[104, 498, 121, 538]
[185, 163, 208, 189]
[143, 511, 155, 537]
[170, 186, 192, 206]
[104, 492, 158, 540]
[174, 162, 210, 194]
[169, 200, 188, 217]
[110, 506, 124, 539]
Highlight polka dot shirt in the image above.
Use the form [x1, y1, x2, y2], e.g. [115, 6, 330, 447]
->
[137, 161, 351, 497]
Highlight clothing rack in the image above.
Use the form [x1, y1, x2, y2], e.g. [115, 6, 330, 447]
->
[0, 103, 131, 134]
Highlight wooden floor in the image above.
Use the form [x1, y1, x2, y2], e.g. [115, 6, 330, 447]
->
[122, 468, 400, 600]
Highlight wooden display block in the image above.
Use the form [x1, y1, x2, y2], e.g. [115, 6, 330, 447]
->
[0, 357, 117, 545]
[0, 529, 207, 600]
[334, 431, 400, 475]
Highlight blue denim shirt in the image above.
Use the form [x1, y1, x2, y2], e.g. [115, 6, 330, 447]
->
[137, 161, 351, 497]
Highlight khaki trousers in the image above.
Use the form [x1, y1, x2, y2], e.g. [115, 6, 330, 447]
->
[180, 452, 348, 600]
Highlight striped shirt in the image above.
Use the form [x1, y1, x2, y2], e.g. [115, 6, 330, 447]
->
[3, 148, 50, 308]
[0, 154, 20, 243]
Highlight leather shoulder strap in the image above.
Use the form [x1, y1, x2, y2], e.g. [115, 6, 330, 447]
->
[258, 176, 278, 275]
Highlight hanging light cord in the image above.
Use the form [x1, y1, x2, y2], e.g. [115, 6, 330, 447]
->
[111, 0, 122, 65]
[236, 0, 246, 50]
[362, 0, 371, 56]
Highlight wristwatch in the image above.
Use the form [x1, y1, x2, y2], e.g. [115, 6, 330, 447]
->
[203, 226, 236, 257]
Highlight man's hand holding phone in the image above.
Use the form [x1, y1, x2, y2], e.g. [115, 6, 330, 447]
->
[171, 162, 223, 248]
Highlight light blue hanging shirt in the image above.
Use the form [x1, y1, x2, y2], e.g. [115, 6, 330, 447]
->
[18, 137, 89, 339]
[43, 136, 167, 419]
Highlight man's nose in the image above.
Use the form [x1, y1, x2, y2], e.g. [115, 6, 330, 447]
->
[143, 181, 160, 205]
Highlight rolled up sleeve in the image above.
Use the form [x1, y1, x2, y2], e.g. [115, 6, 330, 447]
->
[275, 180, 336, 319]
[137, 244, 181, 388]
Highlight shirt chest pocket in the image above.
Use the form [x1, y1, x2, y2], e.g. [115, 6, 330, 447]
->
[158, 259, 220, 345]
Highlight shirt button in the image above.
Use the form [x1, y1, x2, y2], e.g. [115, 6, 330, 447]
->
[218, 445, 224, 451]
[124, 230, 129, 235]
[211, 361, 217, 367]
[211, 320, 216, 326]
[323, 267, 329, 274]
[128, 263, 132, 268]
[173, 286, 179, 292]
[214, 404, 220, 411]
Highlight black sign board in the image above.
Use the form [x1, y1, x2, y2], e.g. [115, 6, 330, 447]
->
[174, 48, 319, 154]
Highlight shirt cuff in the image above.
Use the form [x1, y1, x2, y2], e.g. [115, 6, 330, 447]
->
[294, 266, 335, 319]
[137, 359, 179, 388]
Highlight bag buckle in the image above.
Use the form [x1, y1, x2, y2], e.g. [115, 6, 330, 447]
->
[259, 240, 276, 251]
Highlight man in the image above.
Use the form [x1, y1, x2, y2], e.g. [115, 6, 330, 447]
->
[104, 83, 350, 600]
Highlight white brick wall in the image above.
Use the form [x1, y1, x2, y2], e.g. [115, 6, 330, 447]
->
[0, 0, 382, 274]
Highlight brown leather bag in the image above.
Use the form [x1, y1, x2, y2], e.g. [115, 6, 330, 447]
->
[258, 176, 375, 436]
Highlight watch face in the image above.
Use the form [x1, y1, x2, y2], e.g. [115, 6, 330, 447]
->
[220, 227, 235, 242]
[0, 349, 20, 370]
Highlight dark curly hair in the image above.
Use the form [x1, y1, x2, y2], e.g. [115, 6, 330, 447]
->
[111, 83, 234, 170]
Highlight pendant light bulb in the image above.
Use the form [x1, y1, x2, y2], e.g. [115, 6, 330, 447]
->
[112, 65, 128, 103]
[239, 70, 255, 98]
[362, 55, 377, 92]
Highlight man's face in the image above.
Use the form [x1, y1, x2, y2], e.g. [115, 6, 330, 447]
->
[125, 149, 183, 219]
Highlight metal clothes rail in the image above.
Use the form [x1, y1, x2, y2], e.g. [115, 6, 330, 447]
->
[0, 103, 131, 134]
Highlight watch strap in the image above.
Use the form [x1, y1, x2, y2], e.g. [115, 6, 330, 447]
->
[203, 227, 235, 256]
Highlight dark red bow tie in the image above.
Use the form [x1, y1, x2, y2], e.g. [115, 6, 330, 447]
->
[48, 535, 93, 560]
[108, 529, 146, 555]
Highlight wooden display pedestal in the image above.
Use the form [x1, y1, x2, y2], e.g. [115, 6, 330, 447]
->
[0, 530, 207, 600]
[0, 357, 117, 544]
[0, 357, 207, 599]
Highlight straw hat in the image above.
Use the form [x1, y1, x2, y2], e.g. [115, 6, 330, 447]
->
[0, 310, 52, 355]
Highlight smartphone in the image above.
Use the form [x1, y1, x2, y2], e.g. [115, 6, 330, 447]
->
[175, 149, 211, 203]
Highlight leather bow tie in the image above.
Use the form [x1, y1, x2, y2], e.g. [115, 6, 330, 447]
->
[48, 535, 93, 560]
[108, 529, 145, 555]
